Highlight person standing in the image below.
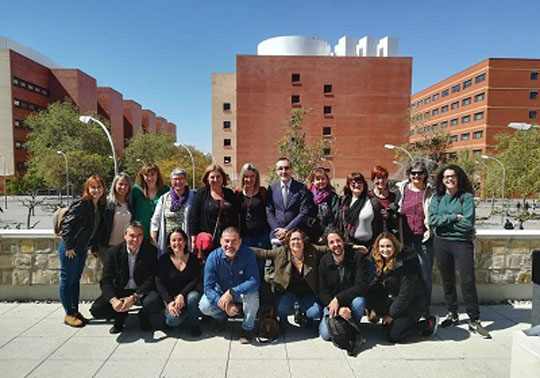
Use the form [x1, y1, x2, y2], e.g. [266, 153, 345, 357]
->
[306, 167, 340, 244]
[369, 165, 400, 239]
[429, 164, 490, 338]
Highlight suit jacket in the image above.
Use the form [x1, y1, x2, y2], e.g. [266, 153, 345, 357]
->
[100, 240, 158, 301]
[266, 178, 310, 238]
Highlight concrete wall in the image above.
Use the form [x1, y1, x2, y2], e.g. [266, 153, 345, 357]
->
[0, 229, 535, 301]
[0, 49, 14, 183]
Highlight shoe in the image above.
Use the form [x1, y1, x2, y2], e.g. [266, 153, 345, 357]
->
[109, 324, 124, 334]
[441, 312, 459, 328]
[75, 312, 89, 325]
[190, 325, 202, 337]
[212, 318, 227, 333]
[239, 330, 253, 344]
[422, 315, 439, 336]
[294, 307, 306, 325]
[468, 320, 491, 339]
[64, 314, 84, 328]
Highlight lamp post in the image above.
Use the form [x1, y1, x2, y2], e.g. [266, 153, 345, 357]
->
[174, 143, 196, 189]
[482, 154, 506, 223]
[56, 151, 70, 202]
[508, 122, 540, 131]
[78, 115, 118, 175]
[321, 158, 336, 187]
[0, 153, 6, 209]
[384, 144, 413, 161]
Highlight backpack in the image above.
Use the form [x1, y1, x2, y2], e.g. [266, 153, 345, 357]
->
[326, 315, 365, 356]
[52, 206, 69, 236]
[256, 304, 281, 343]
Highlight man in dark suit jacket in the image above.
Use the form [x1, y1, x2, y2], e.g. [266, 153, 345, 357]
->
[90, 221, 161, 334]
[266, 157, 310, 243]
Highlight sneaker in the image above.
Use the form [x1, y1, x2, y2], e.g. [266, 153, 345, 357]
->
[468, 320, 491, 339]
[441, 312, 459, 328]
[109, 324, 124, 334]
[64, 314, 84, 328]
[239, 330, 253, 344]
[212, 318, 227, 333]
[422, 315, 439, 336]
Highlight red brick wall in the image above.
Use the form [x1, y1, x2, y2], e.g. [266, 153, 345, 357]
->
[123, 100, 142, 138]
[51, 69, 97, 113]
[97, 87, 124, 154]
[141, 109, 156, 132]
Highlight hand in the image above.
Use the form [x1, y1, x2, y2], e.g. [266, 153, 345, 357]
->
[217, 290, 233, 310]
[456, 214, 463, 221]
[328, 298, 339, 318]
[275, 228, 287, 241]
[224, 302, 239, 317]
[167, 301, 179, 317]
[338, 307, 352, 320]
[65, 249, 76, 259]
[150, 232, 158, 247]
[368, 309, 378, 321]
[112, 298, 124, 312]
[119, 295, 136, 312]
[382, 315, 393, 325]
[175, 294, 185, 311]
[353, 245, 369, 255]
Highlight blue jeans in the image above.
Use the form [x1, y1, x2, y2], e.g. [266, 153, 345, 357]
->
[406, 235, 434, 309]
[275, 291, 322, 327]
[165, 291, 201, 328]
[58, 240, 87, 315]
[319, 296, 366, 341]
[198, 291, 259, 332]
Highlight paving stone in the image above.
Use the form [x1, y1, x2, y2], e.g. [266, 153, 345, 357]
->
[49, 336, 118, 360]
[407, 360, 479, 378]
[0, 336, 67, 360]
[0, 359, 41, 378]
[227, 359, 290, 378]
[21, 318, 80, 337]
[289, 359, 355, 378]
[162, 359, 227, 378]
[348, 359, 419, 378]
[109, 336, 176, 360]
[27, 359, 103, 378]
[95, 359, 166, 378]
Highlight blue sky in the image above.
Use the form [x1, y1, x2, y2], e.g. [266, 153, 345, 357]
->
[2, 0, 540, 152]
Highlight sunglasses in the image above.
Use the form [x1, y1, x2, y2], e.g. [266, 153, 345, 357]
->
[410, 171, 424, 177]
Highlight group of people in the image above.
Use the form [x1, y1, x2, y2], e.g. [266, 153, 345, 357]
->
[57, 157, 491, 347]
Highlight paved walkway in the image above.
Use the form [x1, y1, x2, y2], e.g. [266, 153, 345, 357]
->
[0, 302, 532, 378]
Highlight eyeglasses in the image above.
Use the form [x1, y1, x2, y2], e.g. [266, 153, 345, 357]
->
[410, 171, 424, 177]
[443, 174, 456, 180]
[277, 166, 291, 171]
[350, 180, 364, 186]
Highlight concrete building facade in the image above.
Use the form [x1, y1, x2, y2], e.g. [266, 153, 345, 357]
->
[410, 58, 540, 158]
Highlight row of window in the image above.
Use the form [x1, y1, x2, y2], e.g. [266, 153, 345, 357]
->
[14, 119, 28, 129]
[411, 111, 485, 135]
[13, 77, 50, 96]
[413, 93, 485, 121]
[446, 149, 483, 159]
[13, 98, 45, 112]
[15, 140, 26, 149]
[448, 130, 484, 142]
[291, 73, 334, 93]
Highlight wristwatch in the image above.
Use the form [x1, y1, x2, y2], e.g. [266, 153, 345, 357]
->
[229, 289, 236, 298]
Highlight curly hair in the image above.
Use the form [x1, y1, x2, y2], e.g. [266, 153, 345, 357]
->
[283, 228, 309, 251]
[434, 164, 473, 197]
[372, 232, 402, 276]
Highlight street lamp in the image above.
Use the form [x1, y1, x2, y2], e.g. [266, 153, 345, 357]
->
[482, 154, 506, 223]
[508, 122, 540, 131]
[56, 151, 70, 201]
[174, 143, 196, 189]
[384, 144, 413, 161]
[0, 153, 6, 209]
[78, 115, 118, 175]
[321, 158, 336, 187]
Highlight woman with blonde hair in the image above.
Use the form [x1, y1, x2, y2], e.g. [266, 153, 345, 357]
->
[306, 167, 339, 244]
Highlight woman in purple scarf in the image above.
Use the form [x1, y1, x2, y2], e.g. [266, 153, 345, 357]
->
[151, 168, 195, 255]
[306, 167, 339, 244]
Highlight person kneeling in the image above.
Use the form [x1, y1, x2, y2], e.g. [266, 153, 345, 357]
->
[198, 227, 260, 344]
[318, 229, 368, 341]
[90, 221, 161, 334]
[366, 232, 438, 343]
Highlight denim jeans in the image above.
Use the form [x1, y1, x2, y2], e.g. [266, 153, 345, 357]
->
[319, 296, 366, 341]
[58, 240, 87, 315]
[165, 291, 201, 328]
[275, 291, 322, 327]
[199, 291, 259, 332]
[405, 235, 434, 309]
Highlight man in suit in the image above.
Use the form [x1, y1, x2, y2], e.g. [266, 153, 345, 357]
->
[266, 157, 310, 245]
[90, 221, 161, 334]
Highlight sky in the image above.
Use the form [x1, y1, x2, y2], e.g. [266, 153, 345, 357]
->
[2, 0, 540, 152]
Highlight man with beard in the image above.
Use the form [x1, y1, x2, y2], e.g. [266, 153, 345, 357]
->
[199, 227, 260, 344]
[318, 229, 369, 341]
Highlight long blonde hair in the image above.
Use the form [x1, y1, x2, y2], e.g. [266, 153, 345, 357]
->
[372, 232, 402, 276]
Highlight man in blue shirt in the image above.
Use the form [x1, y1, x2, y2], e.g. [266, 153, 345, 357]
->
[199, 226, 260, 344]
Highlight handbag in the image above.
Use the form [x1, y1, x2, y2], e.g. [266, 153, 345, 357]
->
[194, 200, 224, 259]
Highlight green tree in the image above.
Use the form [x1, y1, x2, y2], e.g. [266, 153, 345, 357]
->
[5, 169, 44, 195]
[267, 108, 334, 184]
[122, 131, 177, 177]
[24, 101, 114, 192]
[154, 146, 212, 189]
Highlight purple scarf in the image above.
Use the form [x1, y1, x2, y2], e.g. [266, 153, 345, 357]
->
[170, 187, 189, 212]
[310, 184, 331, 205]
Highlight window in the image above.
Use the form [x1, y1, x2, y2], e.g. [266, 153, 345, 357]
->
[12, 76, 49, 96]
[450, 135, 458, 142]
[323, 126, 332, 136]
[324, 106, 332, 115]
[472, 149, 483, 156]
[462, 97, 472, 106]
[461, 115, 471, 123]
[15, 140, 25, 149]
[463, 79, 472, 89]
[473, 112, 484, 120]
[531, 72, 538, 80]
[410, 103, 416, 109]
[474, 92, 485, 102]
[451, 84, 460, 93]
[223, 102, 231, 111]
[441, 105, 449, 113]
[461, 133, 470, 141]
[14, 99, 20, 107]
[473, 130, 484, 139]
[442, 89, 449, 97]
[223, 138, 231, 147]
[291, 95, 300, 105]
[409, 129, 415, 136]
[424, 97, 431, 104]
[291, 73, 301, 83]
[323, 148, 332, 156]
[451, 101, 459, 110]
[450, 118, 459, 126]
[424, 112, 430, 119]
[223, 121, 231, 129]
[475, 73, 486, 84]
[448, 152, 457, 159]
[530, 110, 537, 119]
[440, 121, 448, 128]
[432, 93, 440, 101]
[432, 108, 439, 116]
[416, 100, 423, 107]
[530, 91, 538, 100]
[432, 123, 439, 131]
[324, 84, 333, 94]
[27, 83, 34, 90]
[16, 162, 27, 170]
[13, 77, 19, 85]
[20, 81, 26, 88]
[223, 156, 231, 164]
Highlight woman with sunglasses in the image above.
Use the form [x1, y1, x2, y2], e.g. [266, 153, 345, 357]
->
[395, 161, 434, 315]
[429, 164, 490, 338]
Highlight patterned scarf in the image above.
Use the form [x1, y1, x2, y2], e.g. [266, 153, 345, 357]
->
[310, 184, 331, 205]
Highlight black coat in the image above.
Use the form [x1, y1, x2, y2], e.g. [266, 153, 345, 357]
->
[99, 200, 134, 247]
[318, 247, 368, 307]
[187, 186, 238, 238]
[61, 199, 104, 251]
[100, 240, 158, 301]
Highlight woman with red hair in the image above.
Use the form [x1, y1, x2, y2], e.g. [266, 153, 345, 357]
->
[368, 165, 400, 239]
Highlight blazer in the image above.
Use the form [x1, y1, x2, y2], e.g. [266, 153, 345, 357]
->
[61, 199, 104, 252]
[100, 240, 158, 301]
[266, 178, 310, 238]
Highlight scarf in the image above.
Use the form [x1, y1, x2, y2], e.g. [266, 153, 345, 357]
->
[310, 184, 332, 205]
[340, 194, 367, 241]
[170, 187, 189, 212]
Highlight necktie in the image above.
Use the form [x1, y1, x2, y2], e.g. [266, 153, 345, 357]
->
[282, 184, 288, 208]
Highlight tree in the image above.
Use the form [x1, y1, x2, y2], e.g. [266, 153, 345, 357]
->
[24, 101, 113, 192]
[267, 108, 334, 184]
[122, 131, 177, 177]
[153, 146, 212, 189]
[6, 169, 43, 195]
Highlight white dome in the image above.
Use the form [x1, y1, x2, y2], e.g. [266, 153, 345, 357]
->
[257, 36, 331, 56]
